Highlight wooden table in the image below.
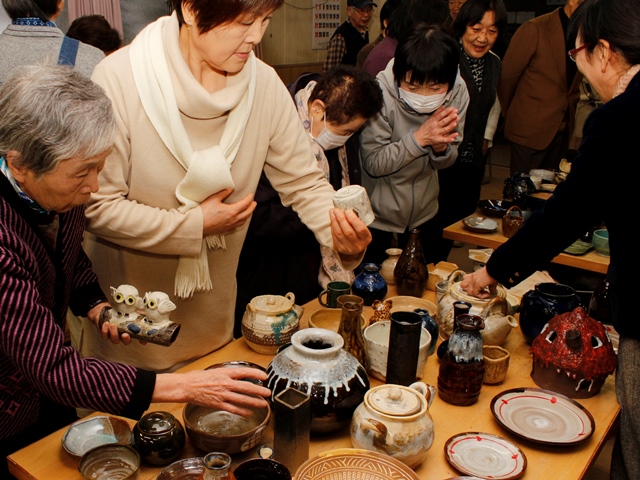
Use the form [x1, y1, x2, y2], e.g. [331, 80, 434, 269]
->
[8, 288, 619, 479]
[444, 218, 610, 274]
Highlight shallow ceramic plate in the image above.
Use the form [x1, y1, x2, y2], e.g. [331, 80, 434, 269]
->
[308, 308, 367, 332]
[445, 432, 527, 480]
[477, 199, 513, 218]
[490, 388, 595, 445]
[157, 457, 204, 480]
[463, 216, 498, 234]
[386, 296, 437, 317]
[62, 415, 132, 457]
[564, 239, 593, 256]
[296, 448, 419, 480]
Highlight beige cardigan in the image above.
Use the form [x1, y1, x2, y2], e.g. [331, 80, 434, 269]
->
[81, 16, 356, 371]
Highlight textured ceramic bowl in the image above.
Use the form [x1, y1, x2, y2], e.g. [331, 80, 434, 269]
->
[78, 444, 140, 480]
[308, 308, 367, 332]
[183, 401, 270, 454]
[62, 415, 133, 457]
[363, 320, 431, 381]
[386, 296, 437, 316]
[592, 229, 609, 256]
[157, 457, 204, 480]
[296, 448, 419, 480]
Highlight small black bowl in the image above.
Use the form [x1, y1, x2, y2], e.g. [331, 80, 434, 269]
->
[477, 199, 513, 218]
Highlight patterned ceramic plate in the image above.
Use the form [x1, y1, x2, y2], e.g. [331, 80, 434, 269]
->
[490, 388, 595, 445]
[445, 432, 527, 480]
[296, 448, 419, 480]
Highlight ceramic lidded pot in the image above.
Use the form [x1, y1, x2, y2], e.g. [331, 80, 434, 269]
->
[242, 292, 303, 354]
[437, 269, 513, 344]
[266, 328, 370, 435]
[350, 382, 436, 469]
[132, 411, 185, 466]
[530, 307, 617, 398]
[519, 283, 582, 344]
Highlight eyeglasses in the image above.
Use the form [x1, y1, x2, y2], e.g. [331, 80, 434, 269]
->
[568, 43, 589, 62]
[351, 5, 375, 14]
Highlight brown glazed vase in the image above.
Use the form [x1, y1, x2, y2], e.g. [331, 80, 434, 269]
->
[437, 314, 485, 406]
[338, 301, 367, 366]
[394, 229, 428, 297]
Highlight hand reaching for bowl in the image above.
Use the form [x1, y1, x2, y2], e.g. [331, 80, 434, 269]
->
[153, 367, 271, 417]
[460, 267, 498, 299]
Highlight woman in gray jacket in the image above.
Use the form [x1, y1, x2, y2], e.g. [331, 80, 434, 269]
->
[360, 23, 469, 265]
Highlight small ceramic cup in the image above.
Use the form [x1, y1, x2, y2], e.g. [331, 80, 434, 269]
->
[363, 320, 431, 382]
[318, 281, 351, 308]
[332, 185, 375, 226]
[483, 345, 511, 384]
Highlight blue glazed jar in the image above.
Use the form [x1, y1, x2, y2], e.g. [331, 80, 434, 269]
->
[352, 263, 387, 306]
[413, 308, 438, 355]
[519, 283, 582, 344]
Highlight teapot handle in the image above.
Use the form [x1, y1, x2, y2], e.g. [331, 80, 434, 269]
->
[409, 382, 437, 409]
[360, 418, 388, 447]
[481, 296, 509, 317]
[447, 269, 466, 288]
[285, 292, 296, 305]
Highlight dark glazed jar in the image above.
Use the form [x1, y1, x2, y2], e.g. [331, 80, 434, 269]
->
[437, 314, 485, 406]
[133, 411, 185, 466]
[589, 278, 611, 324]
[266, 328, 370, 435]
[414, 308, 439, 356]
[394, 228, 428, 297]
[352, 263, 388, 306]
[519, 283, 582, 344]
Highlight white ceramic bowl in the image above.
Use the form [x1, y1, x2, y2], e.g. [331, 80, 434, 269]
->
[363, 321, 431, 382]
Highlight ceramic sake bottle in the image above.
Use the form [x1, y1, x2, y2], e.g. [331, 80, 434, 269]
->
[394, 229, 428, 297]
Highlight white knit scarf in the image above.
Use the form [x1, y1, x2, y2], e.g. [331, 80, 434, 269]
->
[129, 15, 256, 298]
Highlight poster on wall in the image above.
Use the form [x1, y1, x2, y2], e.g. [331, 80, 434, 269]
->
[312, 0, 341, 50]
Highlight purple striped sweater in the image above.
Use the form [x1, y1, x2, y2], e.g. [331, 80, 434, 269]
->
[0, 175, 155, 440]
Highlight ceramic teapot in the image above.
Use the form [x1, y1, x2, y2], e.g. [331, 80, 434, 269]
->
[350, 382, 436, 469]
[437, 270, 516, 345]
[242, 292, 302, 355]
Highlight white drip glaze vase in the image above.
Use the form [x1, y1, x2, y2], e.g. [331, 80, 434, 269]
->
[266, 328, 370, 435]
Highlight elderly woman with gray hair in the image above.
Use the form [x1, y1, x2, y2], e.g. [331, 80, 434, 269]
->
[0, 65, 270, 475]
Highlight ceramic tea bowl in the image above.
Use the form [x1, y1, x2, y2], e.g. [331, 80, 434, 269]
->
[183, 401, 271, 454]
[78, 444, 140, 480]
[592, 229, 609, 256]
[63, 415, 133, 457]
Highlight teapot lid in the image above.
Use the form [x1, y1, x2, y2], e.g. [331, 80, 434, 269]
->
[367, 385, 423, 416]
[249, 293, 295, 315]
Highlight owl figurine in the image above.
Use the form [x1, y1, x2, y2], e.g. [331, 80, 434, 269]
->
[143, 291, 176, 328]
[110, 284, 143, 321]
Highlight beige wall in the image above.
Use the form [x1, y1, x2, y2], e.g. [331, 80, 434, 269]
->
[262, 0, 382, 82]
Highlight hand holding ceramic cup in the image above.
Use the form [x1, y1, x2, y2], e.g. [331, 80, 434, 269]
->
[318, 281, 351, 308]
[332, 185, 375, 226]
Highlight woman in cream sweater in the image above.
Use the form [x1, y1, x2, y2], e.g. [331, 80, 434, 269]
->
[82, 0, 370, 372]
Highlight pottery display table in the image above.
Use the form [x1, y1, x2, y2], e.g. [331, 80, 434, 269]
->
[443, 217, 610, 274]
[8, 287, 619, 479]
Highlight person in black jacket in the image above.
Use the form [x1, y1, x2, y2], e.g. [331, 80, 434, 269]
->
[461, 0, 640, 477]
[234, 66, 382, 337]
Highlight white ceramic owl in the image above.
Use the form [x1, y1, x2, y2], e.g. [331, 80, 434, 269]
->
[143, 291, 176, 328]
[110, 284, 143, 320]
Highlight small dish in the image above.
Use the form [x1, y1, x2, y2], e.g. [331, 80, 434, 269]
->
[463, 216, 498, 234]
[529, 169, 556, 182]
[477, 199, 513, 218]
[564, 239, 593, 256]
[386, 296, 437, 317]
[296, 448, 419, 480]
[62, 415, 132, 457]
[490, 387, 595, 445]
[78, 444, 140, 480]
[445, 432, 527, 480]
[157, 457, 204, 480]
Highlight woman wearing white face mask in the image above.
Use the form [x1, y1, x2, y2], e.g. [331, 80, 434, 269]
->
[360, 23, 470, 266]
[234, 66, 382, 337]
